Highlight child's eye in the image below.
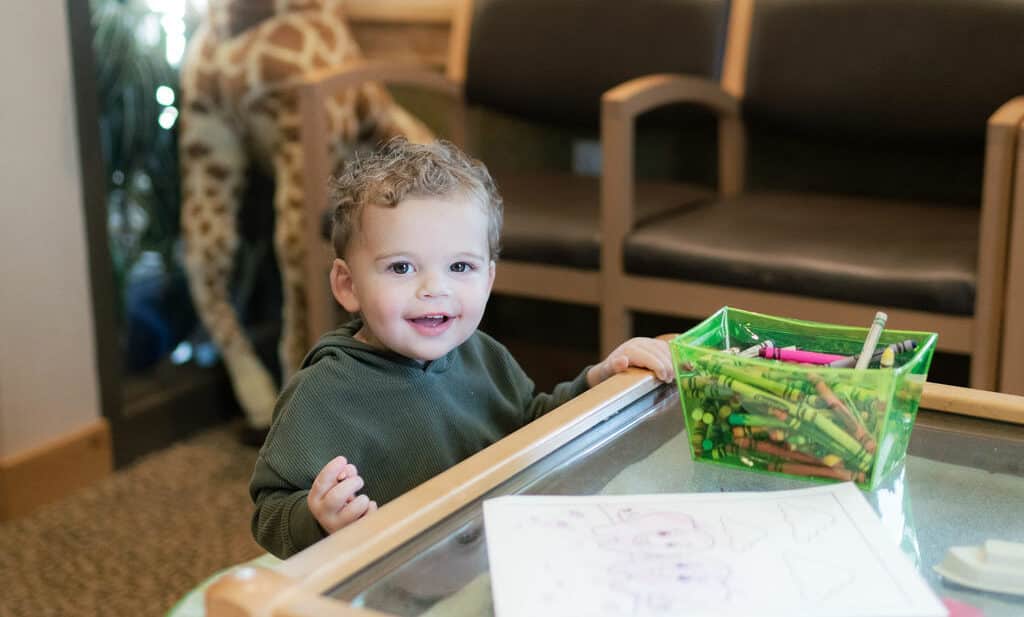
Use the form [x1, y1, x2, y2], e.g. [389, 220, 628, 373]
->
[388, 262, 412, 275]
[450, 262, 474, 273]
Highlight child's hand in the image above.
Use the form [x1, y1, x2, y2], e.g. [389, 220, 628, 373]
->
[308, 456, 378, 534]
[587, 337, 674, 387]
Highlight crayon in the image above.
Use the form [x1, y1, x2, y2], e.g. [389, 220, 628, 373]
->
[702, 420, 718, 452]
[727, 413, 789, 430]
[826, 339, 918, 369]
[769, 461, 866, 484]
[732, 437, 822, 466]
[880, 346, 895, 369]
[765, 407, 856, 464]
[812, 379, 876, 453]
[759, 347, 848, 365]
[739, 340, 774, 358]
[732, 426, 769, 440]
[854, 311, 888, 370]
[712, 364, 809, 404]
[821, 454, 843, 468]
[763, 398, 873, 472]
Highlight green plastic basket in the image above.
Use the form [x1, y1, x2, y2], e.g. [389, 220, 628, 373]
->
[671, 307, 937, 490]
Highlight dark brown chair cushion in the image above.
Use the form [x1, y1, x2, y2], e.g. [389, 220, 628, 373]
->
[623, 191, 978, 314]
[498, 170, 712, 269]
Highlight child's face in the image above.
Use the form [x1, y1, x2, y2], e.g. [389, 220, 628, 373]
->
[330, 194, 496, 362]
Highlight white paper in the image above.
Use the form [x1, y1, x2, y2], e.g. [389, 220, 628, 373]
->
[483, 483, 947, 617]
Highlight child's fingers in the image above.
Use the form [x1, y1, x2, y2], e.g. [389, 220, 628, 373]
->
[338, 463, 357, 482]
[335, 494, 372, 528]
[367, 501, 378, 514]
[321, 474, 365, 513]
[611, 354, 630, 372]
[310, 456, 349, 499]
[624, 339, 674, 381]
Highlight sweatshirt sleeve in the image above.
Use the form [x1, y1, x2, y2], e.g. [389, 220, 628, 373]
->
[521, 366, 592, 422]
[250, 456, 327, 558]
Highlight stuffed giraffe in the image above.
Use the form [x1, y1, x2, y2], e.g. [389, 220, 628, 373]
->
[179, 0, 433, 434]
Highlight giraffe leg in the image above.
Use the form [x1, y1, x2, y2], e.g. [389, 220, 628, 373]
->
[180, 107, 278, 430]
[271, 139, 311, 383]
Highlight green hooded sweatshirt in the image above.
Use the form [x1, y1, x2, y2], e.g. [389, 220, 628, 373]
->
[250, 319, 590, 558]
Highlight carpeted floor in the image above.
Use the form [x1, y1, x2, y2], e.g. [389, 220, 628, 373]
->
[0, 422, 264, 617]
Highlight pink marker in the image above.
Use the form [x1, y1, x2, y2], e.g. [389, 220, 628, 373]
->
[759, 347, 848, 365]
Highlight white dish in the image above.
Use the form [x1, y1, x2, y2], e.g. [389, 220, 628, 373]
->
[934, 540, 1024, 597]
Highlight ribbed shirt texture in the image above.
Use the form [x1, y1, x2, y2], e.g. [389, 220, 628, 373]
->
[250, 319, 591, 558]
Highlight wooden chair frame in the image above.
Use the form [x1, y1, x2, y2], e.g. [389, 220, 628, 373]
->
[206, 367, 1024, 617]
[599, 0, 1024, 393]
[999, 118, 1024, 394]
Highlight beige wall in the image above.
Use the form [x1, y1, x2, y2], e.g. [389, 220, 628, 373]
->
[0, 1, 102, 460]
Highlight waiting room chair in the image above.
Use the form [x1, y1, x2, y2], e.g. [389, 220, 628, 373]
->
[600, 0, 1024, 390]
[301, 0, 732, 343]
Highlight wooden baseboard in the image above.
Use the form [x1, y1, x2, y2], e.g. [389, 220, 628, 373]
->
[0, 419, 112, 521]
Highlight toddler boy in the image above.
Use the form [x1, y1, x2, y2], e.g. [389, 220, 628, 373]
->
[250, 138, 673, 558]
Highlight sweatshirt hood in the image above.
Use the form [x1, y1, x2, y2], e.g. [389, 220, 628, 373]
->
[302, 318, 454, 373]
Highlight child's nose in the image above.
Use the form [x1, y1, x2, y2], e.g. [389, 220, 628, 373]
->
[416, 271, 450, 299]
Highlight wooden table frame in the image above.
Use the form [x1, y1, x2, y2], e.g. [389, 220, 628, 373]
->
[207, 374, 1024, 617]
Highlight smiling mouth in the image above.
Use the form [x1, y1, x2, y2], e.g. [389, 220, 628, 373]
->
[409, 314, 453, 327]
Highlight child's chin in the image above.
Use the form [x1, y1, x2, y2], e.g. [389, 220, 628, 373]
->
[406, 339, 464, 362]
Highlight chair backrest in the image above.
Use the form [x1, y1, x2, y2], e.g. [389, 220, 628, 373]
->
[740, 0, 1024, 204]
[463, 0, 730, 128]
[342, 0, 456, 67]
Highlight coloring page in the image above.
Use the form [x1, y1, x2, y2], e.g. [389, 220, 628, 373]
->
[483, 483, 946, 617]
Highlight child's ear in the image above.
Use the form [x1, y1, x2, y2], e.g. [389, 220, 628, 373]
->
[486, 261, 496, 294]
[330, 258, 361, 313]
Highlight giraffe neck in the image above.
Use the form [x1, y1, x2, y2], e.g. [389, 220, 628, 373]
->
[209, 0, 341, 38]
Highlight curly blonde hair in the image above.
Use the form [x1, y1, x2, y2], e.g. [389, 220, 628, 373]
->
[330, 138, 503, 260]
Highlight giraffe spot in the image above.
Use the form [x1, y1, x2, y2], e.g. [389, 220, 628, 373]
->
[206, 164, 231, 181]
[198, 220, 212, 235]
[212, 201, 227, 213]
[185, 142, 212, 158]
[312, 52, 331, 69]
[260, 54, 302, 85]
[188, 100, 210, 115]
[195, 71, 221, 107]
[280, 126, 299, 142]
[249, 97, 277, 118]
[205, 187, 219, 198]
[270, 22, 304, 53]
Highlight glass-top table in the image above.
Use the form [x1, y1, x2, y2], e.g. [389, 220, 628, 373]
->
[207, 374, 1024, 617]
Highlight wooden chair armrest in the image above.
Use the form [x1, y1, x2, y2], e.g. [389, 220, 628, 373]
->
[600, 74, 744, 252]
[921, 382, 1024, 425]
[601, 73, 738, 121]
[988, 95, 1024, 130]
[299, 58, 462, 100]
